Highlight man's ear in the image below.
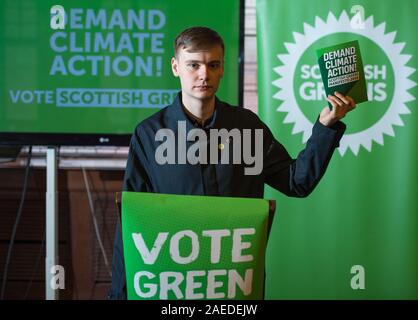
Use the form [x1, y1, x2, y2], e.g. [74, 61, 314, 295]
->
[171, 57, 179, 77]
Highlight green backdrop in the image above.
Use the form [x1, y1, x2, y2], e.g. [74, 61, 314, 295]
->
[257, 0, 417, 299]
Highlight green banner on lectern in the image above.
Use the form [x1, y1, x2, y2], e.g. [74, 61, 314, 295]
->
[121, 192, 273, 300]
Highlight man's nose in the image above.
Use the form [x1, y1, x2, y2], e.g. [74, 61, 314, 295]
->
[198, 65, 209, 80]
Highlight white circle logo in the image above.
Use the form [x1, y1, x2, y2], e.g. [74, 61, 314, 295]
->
[273, 11, 416, 156]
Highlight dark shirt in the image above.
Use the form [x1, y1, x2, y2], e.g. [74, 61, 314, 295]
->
[108, 92, 346, 299]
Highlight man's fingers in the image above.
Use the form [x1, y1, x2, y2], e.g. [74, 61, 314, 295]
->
[346, 95, 354, 104]
[324, 93, 357, 125]
[326, 96, 337, 110]
[327, 95, 344, 109]
[346, 95, 356, 109]
[334, 91, 351, 105]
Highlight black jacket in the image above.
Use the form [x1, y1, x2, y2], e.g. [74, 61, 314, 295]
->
[108, 93, 345, 299]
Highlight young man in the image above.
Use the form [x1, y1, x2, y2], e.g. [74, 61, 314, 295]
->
[108, 26, 356, 299]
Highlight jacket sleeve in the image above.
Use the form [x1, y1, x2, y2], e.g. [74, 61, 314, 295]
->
[108, 129, 153, 299]
[264, 118, 346, 197]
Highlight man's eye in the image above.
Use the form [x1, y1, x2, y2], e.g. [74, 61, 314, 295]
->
[209, 63, 220, 69]
[188, 63, 199, 69]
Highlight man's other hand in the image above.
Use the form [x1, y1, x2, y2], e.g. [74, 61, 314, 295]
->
[319, 91, 356, 127]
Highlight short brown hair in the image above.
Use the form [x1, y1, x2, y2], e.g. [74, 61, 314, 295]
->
[174, 26, 224, 58]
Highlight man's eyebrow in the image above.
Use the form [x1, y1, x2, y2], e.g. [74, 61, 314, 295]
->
[184, 59, 222, 64]
[184, 60, 201, 63]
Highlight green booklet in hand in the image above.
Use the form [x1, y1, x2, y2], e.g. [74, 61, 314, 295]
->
[317, 40, 368, 109]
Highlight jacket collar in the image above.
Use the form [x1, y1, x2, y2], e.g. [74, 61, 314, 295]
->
[166, 92, 221, 130]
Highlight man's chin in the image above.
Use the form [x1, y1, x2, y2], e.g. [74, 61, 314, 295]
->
[192, 91, 215, 100]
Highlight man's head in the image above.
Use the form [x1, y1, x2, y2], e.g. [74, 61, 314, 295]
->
[171, 27, 225, 105]
[173, 26, 225, 59]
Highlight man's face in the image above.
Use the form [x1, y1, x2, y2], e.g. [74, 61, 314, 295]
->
[171, 45, 224, 103]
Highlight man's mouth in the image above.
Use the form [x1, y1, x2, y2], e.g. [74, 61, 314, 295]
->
[195, 85, 212, 90]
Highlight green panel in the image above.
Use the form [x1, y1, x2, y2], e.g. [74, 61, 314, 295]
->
[121, 192, 271, 300]
[257, 0, 418, 299]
